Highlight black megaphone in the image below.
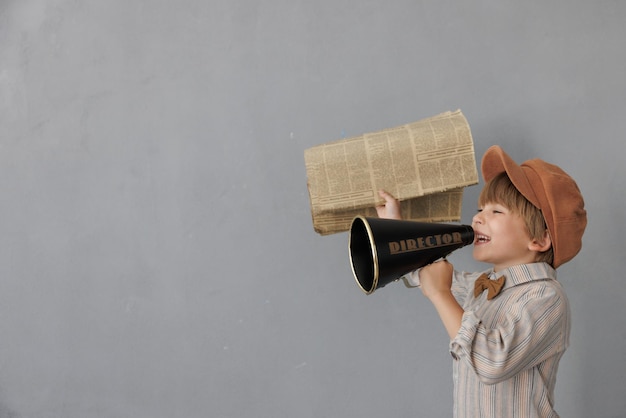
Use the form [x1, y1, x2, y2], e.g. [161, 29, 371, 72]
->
[348, 216, 474, 294]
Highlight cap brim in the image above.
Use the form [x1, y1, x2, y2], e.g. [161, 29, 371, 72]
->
[481, 145, 540, 207]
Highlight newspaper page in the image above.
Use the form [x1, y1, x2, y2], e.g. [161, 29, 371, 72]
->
[304, 110, 478, 235]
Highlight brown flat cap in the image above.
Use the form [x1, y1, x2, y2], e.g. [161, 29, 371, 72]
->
[481, 145, 587, 268]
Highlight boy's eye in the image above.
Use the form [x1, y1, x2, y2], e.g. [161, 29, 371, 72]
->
[477, 207, 504, 214]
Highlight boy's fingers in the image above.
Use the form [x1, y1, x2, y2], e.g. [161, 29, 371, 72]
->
[378, 189, 398, 203]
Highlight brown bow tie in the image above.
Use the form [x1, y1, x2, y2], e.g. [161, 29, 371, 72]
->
[474, 273, 506, 300]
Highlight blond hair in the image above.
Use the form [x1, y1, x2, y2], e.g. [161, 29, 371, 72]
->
[478, 172, 554, 266]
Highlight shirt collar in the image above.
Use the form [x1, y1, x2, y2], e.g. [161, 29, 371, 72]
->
[490, 262, 556, 291]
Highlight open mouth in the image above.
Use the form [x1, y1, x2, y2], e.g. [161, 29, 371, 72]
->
[475, 234, 491, 244]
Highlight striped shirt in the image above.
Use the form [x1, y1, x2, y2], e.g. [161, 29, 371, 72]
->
[408, 262, 570, 417]
[450, 263, 570, 418]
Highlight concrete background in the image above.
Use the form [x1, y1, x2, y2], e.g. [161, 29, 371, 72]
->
[1, 1, 625, 417]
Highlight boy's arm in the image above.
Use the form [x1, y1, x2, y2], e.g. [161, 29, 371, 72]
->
[375, 190, 465, 339]
[419, 260, 464, 339]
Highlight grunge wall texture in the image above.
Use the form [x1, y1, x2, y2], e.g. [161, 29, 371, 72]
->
[1, 1, 624, 417]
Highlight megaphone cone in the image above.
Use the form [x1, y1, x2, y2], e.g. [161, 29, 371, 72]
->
[349, 216, 474, 294]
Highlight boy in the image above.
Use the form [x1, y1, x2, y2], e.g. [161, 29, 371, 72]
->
[376, 145, 587, 418]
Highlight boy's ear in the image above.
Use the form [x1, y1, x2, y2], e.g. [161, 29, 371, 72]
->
[529, 229, 552, 252]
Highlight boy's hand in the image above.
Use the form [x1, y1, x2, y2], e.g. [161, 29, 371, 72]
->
[419, 259, 454, 300]
[375, 190, 402, 220]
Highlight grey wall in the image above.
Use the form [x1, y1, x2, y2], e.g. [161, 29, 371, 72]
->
[1, 1, 624, 417]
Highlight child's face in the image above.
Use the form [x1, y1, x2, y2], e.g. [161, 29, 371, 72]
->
[472, 201, 537, 272]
